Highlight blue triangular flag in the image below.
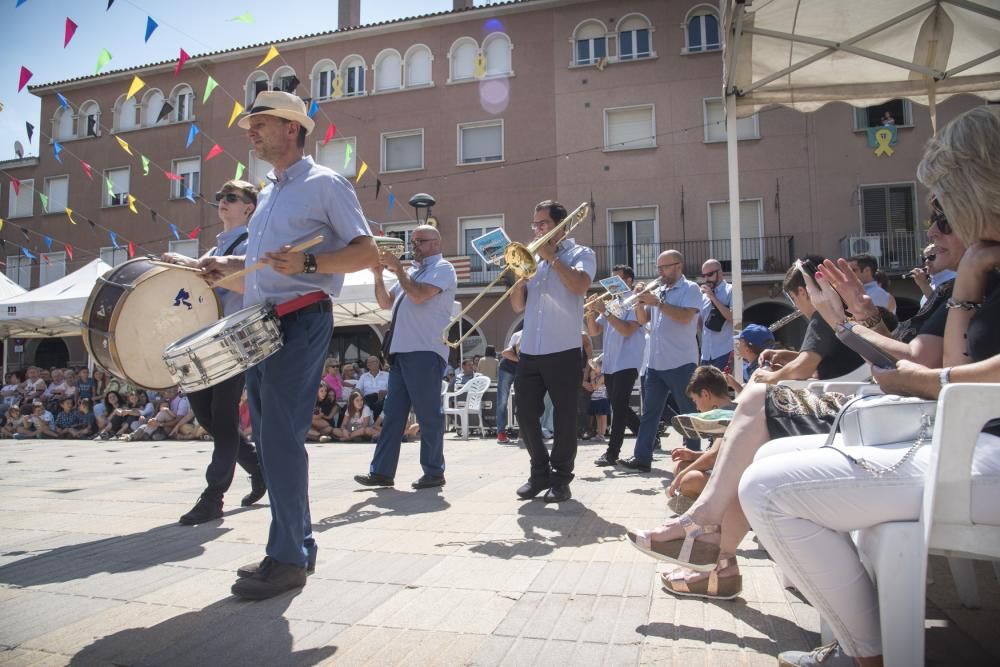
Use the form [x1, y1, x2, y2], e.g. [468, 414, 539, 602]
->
[387, 192, 395, 213]
[185, 123, 199, 148]
[16, 0, 29, 8]
[21, 247, 35, 259]
[56, 92, 69, 109]
[308, 99, 319, 119]
[184, 186, 195, 203]
[144, 17, 158, 42]
[109, 231, 119, 248]
[169, 223, 180, 240]
[53, 141, 63, 163]
[44, 236, 53, 251]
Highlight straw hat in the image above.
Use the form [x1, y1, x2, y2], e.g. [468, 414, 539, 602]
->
[237, 90, 315, 135]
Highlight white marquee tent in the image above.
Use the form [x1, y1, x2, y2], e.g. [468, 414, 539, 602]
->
[0, 273, 26, 301]
[0, 258, 112, 339]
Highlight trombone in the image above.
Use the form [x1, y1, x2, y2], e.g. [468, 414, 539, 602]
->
[443, 201, 590, 348]
[615, 277, 664, 313]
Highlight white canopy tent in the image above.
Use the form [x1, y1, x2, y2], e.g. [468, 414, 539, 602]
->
[0, 258, 112, 338]
[721, 0, 1000, 340]
[332, 268, 461, 328]
[0, 273, 26, 301]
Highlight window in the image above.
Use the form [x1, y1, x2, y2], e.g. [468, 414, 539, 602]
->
[573, 21, 607, 65]
[342, 56, 366, 97]
[248, 152, 273, 187]
[609, 207, 657, 278]
[483, 33, 512, 76]
[171, 84, 194, 122]
[374, 49, 402, 92]
[53, 106, 75, 141]
[246, 71, 269, 107]
[311, 60, 337, 101]
[114, 94, 139, 132]
[6, 256, 31, 290]
[708, 199, 765, 272]
[39, 251, 66, 286]
[382, 222, 418, 261]
[381, 129, 423, 173]
[618, 14, 652, 60]
[44, 176, 69, 213]
[854, 99, 913, 129]
[315, 137, 357, 178]
[449, 37, 478, 82]
[458, 120, 503, 164]
[171, 158, 201, 199]
[272, 66, 299, 93]
[459, 215, 503, 279]
[685, 7, 721, 53]
[142, 88, 166, 127]
[858, 183, 918, 268]
[604, 105, 655, 150]
[404, 44, 433, 87]
[169, 239, 200, 258]
[103, 167, 130, 207]
[100, 246, 128, 267]
[79, 100, 100, 137]
[8, 178, 33, 218]
[703, 98, 759, 142]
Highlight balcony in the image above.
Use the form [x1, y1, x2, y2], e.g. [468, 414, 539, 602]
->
[839, 232, 924, 274]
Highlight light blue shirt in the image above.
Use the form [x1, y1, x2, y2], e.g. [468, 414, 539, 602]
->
[520, 238, 596, 356]
[700, 280, 733, 361]
[243, 156, 372, 308]
[597, 309, 644, 374]
[646, 276, 703, 371]
[863, 281, 893, 311]
[212, 225, 249, 316]
[388, 253, 457, 363]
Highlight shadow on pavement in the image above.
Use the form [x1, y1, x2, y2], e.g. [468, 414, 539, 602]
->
[314, 486, 450, 531]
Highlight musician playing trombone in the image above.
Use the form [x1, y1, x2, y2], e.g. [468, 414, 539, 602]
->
[510, 200, 596, 503]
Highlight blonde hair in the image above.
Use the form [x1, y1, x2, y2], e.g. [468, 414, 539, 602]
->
[917, 106, 1000, 246]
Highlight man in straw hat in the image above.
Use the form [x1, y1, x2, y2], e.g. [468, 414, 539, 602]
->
[201, 90, 378, 600]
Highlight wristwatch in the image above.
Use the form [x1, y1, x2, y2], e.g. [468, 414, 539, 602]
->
[939, 367, 952, 388]
[302, 253, 317, 274]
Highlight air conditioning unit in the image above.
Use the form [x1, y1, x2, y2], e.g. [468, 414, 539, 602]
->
[842, 235, 883, 258]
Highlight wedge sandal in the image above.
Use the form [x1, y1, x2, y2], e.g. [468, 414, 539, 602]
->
[660, 557, 742, 600]
[626, 514, 721, 572]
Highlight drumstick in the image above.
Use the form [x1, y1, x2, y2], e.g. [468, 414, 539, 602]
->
[213, 235, 324, 289]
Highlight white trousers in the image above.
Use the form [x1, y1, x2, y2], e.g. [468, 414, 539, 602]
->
[738, 433, 1000, 657]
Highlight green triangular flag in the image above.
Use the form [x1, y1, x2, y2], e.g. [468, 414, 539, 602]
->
[235, 162, 245, 180]
[141, 155, 150, 176]
[38, 192, 49, 212]
[105, 176, 114, 197]
[344, 143, 353, 169]
[231, 12, 254, 24]
[203, 76, 218, 104]
[95, 48, 113, 74]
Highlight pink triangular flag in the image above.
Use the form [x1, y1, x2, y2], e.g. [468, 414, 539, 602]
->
[164, 171, 182, 181]
[174, 48, 189, 76]
[322, 123, 336, 146]
[80, 160, 93, 180]
[18, 66, 32, 92]
[205, 144, 224, 161]
[11, 178, 21, 196]
[64, 17, 78, 47]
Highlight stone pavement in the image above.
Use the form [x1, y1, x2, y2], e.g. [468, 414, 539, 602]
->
[0, 433, 997, 666]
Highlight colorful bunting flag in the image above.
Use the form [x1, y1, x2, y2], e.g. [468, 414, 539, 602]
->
[128, 241, 136, 258]
[140, 155, 150, 176]
[184, 187, 196, 203]
[38, 192, 48, 212]
[16, 0, 29, 7]
[322, 123, 336, 145]
[11, 178, 21, 196]
[42, 254, 50, 265]
[164, 171, 182, 181]
[20, 227, 29, 240]
[65, 244, 73, 259]
[203, 75, 218, 103]
[44, 236, 53, 251]
[227, 101, 244, 128]
[205, 144, 223, 161]
[22, 248, 35, 260]
[105, 176, 114, 198]
[0, 218, 4, 232]
[308, 99, 319, 118]
[234, 162, 246, 180]
[80, 160, 92, 180]
[144, 17, 158, 43]
[232, 12, 254, 24]
[107, 0, 115, 10]
[344, 143, 352, 169]
[185, 123, 199, 148]
[375, 178, 382, 199]
[25, 122, 34, 143]
[95, 48, 112, 74]
[387, 192, 395, 212]
[175, 48, 190, 76]
[55, 92, 69, 109]
[169, 223, 180, 240]
[126, 75, 145, 100]
[156, 100, 173, 123]
[65, 208, 76, 224]
[109, 231, 119, 248]
[18, 66, 32, 92]
[115, 136, 132, 156]
[355, 161, 368, 184]
[52, 142, 63, 163]
[188, 226, 201, 239]
[64, 17, 78, 47]
[258, 45, 279, 67]
[127, 194, 137, 214]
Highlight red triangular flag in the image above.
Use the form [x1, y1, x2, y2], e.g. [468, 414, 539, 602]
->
[18, 66, 32, 93]
[175, 48, 189, 76]
[64, 18, 78, 47]
[11, 178, 21, 196]
[205, 143, 224, 161]
[164, 171, 182, 181]
[322, 123, 336, 146]
[127, 241, 136, 258]
[80, 160, 93, 180]
[65, 244, 74, 260]
[187, 226, 201, 240]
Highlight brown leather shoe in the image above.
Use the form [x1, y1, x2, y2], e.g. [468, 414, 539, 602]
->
[231, 558, 306, 600]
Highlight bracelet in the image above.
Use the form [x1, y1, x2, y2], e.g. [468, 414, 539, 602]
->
[851, 311, 882, 328]
[945, 297, 982, 311]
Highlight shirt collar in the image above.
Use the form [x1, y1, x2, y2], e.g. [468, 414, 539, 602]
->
[420, 253, 442, 268]
[268, 155, 313, 184]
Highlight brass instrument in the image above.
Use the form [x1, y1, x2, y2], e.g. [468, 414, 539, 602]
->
[584, 291, 615, 315]
[617, 277, 664, 312]
[442, 201, 591, 348]
[768, 310, 804, 332]
[374, 235, 406, 259]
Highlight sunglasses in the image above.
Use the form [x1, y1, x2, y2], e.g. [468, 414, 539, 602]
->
[928, 196, 953, 235]
[215, 192, 249, 204]
[923, 254, 937, 263]
[699, 269, 719, 278]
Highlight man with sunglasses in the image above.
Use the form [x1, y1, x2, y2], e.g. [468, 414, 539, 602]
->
[697, 259, 733, 371]
[355, 225, 456, 490]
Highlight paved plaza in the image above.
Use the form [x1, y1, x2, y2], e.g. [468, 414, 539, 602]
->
[0, 433, 997, 666]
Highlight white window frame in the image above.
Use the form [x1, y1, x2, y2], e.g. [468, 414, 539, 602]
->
[683, 5, 722, 54]
[606, 205, 660, 279]
[382, 221, 419, 261]
[703, 97, 759, 142]
[6, 255, 31, 290]
[616, 13, 655, 61]
[373, 49, 402, 93]
[341, 55, 366, 98]
[571, 20, 608, 66]
[52, 106, 76, 142]
[603, 104, 656, 151]
[314, 137, 357, 178]
[39, 251, 67, 286]
[103, 167, 130, 208]
[100, 246, 129, 267]
[170, 157, 201, 200]
[78, 100, 101, 138]
[457, 119, 504, 165]
[403, 44, 434, 88]
[857, 181, 919, 240]
[168, 239, 200, 258]
[171, 84, 195, 123]
[380, 129, 424, 174]
[43, 175, 69, 214]
[448, 37, 479, 83]
[245, 71, 270, 107]
[852, 100, 915, 130]
[458, 214, 505, 281]
[482, 32, 514, 78]
[248, 151, 273, 187]
[311, 60, 337, 101]
[707, 198, 765, 272]
[272, 66, 298, 93]
[8, 178, 34, 219]
[113, 94, 139, 133]
[141, 88, 166, 127]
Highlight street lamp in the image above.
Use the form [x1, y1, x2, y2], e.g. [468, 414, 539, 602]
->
[408, 193, 437, 227]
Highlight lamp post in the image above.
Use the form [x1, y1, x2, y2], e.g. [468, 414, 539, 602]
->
[408, 193, 437, 227]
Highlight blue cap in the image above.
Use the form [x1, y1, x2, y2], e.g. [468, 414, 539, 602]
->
[739, 324, 775, 348]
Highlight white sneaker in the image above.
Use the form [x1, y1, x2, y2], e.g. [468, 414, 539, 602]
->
[778, 641, 856, 666]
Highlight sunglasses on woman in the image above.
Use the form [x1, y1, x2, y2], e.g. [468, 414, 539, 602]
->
[928, 196, 953, 235]
[215, 192, 249, 204]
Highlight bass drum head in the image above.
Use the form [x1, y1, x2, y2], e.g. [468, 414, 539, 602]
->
[115, 266, 220, 390]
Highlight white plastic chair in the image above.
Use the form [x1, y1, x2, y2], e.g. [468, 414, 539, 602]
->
[442, 375, 491, 438]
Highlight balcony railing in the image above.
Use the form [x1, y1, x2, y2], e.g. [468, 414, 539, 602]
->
[839, 232, 924, 274]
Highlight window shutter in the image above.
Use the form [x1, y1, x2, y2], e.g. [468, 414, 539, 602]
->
[606, 107, 654, 149]
[316, 138, 356, 177]
[385, 133, 422, 171]
[10, 180, 34, 217]
[109, 168, 129, 195]
[376, 54, 401, 91]
[461, 124, 502, 162]
[405, 48, 432, 86]
[39, 252, 67, 286]
[453, 42, 476, 80]
[861, 186, 888, 234]
[46, 177, 69, 211]
[485, 37, 511, 75]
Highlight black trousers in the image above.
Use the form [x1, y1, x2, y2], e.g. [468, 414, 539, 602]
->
[363, 393, 385, 421]
[515, 348, 581, 484]
[604, 368, 640, 459]
[187, 372, 261, 501]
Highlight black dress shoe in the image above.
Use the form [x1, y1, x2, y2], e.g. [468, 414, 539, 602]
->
[516, 479, 551, 499]
[231, 558, 306, 600]
[411, 475, 446, 489]
[617, 456, 652, 473]
[241, 473, 267, 507]
[593, 453, 616, 466]
[543, 483, 572, 503]
[237, 554, 315, 579]
[179, 496, 223, 525]
[354, 473, 395, 487]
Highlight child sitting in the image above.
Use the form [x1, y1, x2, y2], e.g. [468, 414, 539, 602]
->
[54, 397, 85, 438]
[725, 324, 775, 393]
[585, 357, 609, 441]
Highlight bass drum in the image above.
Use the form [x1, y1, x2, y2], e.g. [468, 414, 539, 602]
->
[82, 257, 221, 391]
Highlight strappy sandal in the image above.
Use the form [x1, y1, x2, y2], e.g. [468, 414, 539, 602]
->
[626, 514, 721, 572]
[660, 557, 742, 600]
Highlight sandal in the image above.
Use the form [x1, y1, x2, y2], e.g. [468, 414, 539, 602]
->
[626, 514, 721, 572]
[660, 556, 742, 600]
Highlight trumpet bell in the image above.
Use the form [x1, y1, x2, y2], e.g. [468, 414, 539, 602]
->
[503, 242, 537, 280]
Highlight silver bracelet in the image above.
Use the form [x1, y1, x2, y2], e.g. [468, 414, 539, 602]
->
[945, 297, 982, 311]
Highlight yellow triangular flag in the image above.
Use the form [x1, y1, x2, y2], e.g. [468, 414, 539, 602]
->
[355, 161, 368, 184]
[228, 100, 245, 128]
[258, 45, 279, 68]
[127, 194, 137, 214]
[0, 218, 4, 232]
[116, 136, 133, 156]
[126, 75, 145, 100]
[65, 208, 76, 225]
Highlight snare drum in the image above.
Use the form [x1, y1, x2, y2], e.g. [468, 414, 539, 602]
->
[162, 304, 284, 393]
[83, 258, 221, 391]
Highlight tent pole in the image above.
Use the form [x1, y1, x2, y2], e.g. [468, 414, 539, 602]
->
[2, 337, 7, 380]
[726, 94, 744, 363]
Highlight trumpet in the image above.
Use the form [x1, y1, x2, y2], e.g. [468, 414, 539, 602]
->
[584, 291, 616, 315]
[443, 201, 590, 348]
[616, 277, 664, 313]
[769, 310, 804, 332]
[374, 235, 406, 259]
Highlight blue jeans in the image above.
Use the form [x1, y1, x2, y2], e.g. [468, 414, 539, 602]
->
[369, 351, 447, 479]
[703, 353, 730, 372]
[495, 366, 515, 433]
[633, 363, 700, 462]
[245, 307, 330, 568]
